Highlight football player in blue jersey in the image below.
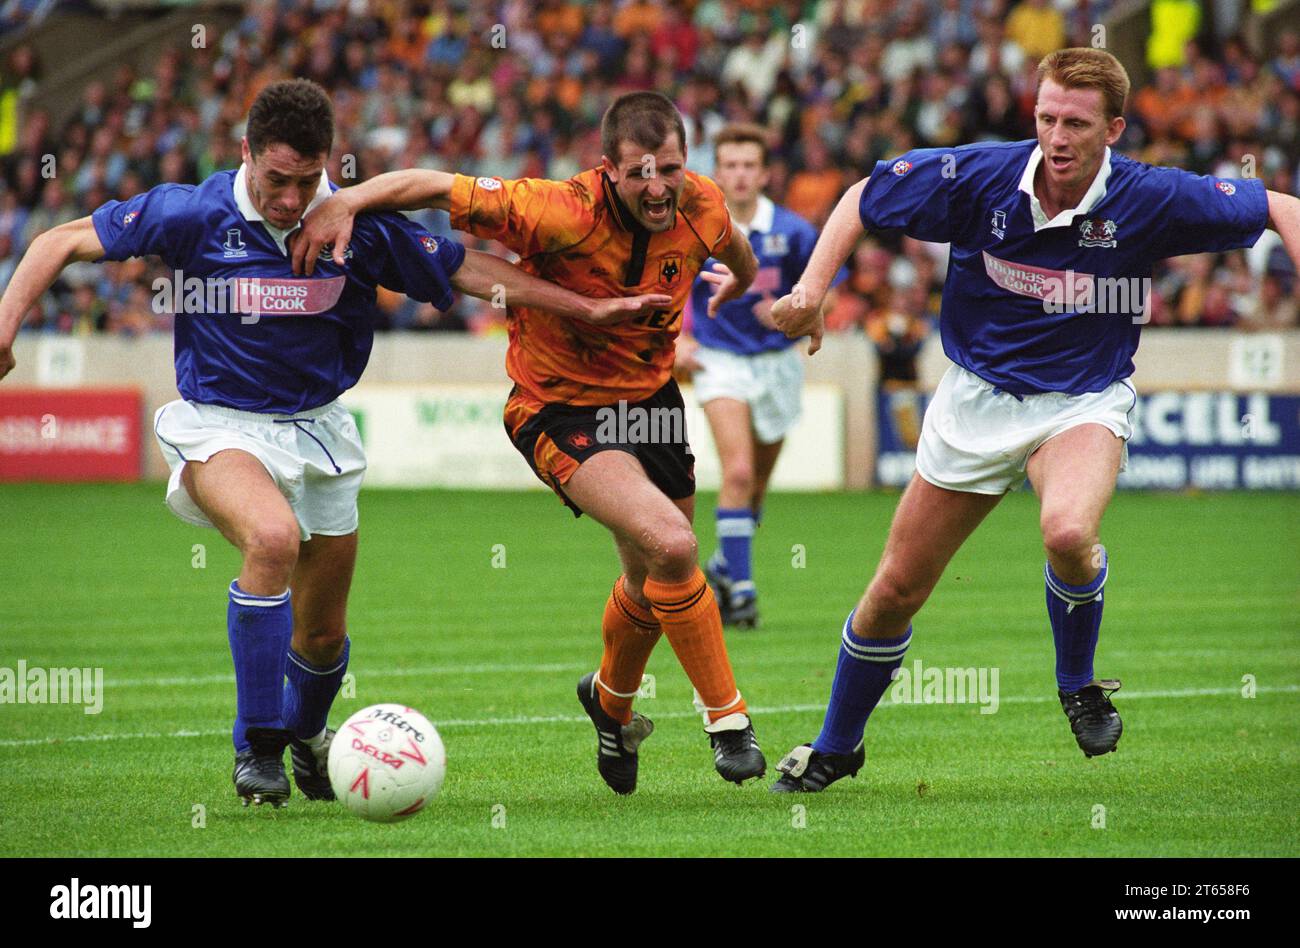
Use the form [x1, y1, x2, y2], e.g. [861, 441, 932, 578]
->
[0, 79, 669, 807]
[767, 48, 1300, 791]
[677, 123, 843, 630]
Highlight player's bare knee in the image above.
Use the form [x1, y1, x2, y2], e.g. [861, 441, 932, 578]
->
[242, 521, 300, 580]
[721, 461, 755, 500]
[867, 571, 928, 620]
[1041, 515, 1095, 563]
[643, 526, 698, 579]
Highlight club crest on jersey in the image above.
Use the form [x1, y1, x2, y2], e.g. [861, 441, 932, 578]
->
[892, 159, 912, 176]
[658, 253, 682, 288]
[1078, 218, 1117, 249]
[223, 229, 248, 258]
[122, 211, 139, 226]
[991, 209, 1007, 240]
[420, 235, 440, 254]
[761, 232, 789, 256]
[1216, 180, 1236, 196]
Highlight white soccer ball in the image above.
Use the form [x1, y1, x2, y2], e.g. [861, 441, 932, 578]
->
[328, 703, 447, 823]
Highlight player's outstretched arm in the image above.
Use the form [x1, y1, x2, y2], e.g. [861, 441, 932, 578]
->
[0, 217, 105, 380]
[771, 178, 869, 355]
[700, 220, 760, 319]
[452, 249, 672, 327]
[293, 170, 457, 275]
[1267, 190, 1300, 271]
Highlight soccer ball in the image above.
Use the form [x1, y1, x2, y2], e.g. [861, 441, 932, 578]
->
[328, 703, 447, 823]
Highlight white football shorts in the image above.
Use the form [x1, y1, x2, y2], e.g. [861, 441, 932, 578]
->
[692, 343, 803, 444]
[152, 398, 366, 540]
[916, 364, 1136, 494]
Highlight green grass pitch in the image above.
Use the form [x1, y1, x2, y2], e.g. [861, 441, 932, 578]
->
[1, 483, 1296, 857]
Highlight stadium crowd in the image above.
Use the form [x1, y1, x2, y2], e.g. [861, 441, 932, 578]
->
[0, 0, 1297, 337]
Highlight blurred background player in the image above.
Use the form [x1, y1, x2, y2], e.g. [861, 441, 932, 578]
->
[676, 123, 844, 630]
[0, 78, 663, 808]
[768, 47, 1300, 792]
[292, 91, 769, 793]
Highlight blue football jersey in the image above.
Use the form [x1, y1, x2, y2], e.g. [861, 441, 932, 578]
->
[91, 166, 466, 414]
[689, 196, 844, 355]
[859, 140, 1269, 395]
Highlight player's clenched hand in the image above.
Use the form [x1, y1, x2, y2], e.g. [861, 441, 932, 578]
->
[290, 192, 356, 276]
[771, 288, 825, 356]
[583, 293, 673, 327]
[701, 262, 746, 317]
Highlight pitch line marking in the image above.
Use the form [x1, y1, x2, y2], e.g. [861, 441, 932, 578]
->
[105, 662, 585, 688]
[0, 684, 1295, 749]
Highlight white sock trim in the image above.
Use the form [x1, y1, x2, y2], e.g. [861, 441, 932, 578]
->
[228, 580, 290, 607]
[287, 647, 348, 676]
[594, 671, 639, 700]
[703, 711, 751, 733]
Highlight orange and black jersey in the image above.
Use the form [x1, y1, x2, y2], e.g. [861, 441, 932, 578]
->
[449, 167, 733, 407]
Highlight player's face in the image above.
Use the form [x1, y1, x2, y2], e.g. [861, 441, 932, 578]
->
[1034, 79, 1125, 194]
[713, 142, 770, 206]
[604, 134, 687, 233]
[242, 139, 327, 230]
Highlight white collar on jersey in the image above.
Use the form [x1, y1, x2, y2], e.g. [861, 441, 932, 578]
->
[1017, 145, 1112, 232]
[233, 163, 334, 256]
[732, 194, 775, 237]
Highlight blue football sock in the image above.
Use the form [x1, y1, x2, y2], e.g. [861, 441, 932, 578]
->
[812, 612, 912, 755]
[706, 548, 729, 578]
[227, 580, 292, 752]
[716, 507, 755, 600]
[1045, 552, 1108, 693]
[283, 636, 350, 740]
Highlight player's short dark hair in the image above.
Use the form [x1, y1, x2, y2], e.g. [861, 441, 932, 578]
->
[601, 91, 686, 163]
[713, 123, 770, 166]
[246, 79, 334, 159]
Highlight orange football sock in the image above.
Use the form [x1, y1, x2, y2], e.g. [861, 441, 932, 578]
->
[596, 576, 662, 724]
[643, 567, 747, 724]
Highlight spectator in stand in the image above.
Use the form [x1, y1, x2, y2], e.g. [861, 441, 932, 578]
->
[580, 0, 626, 77]
[965, 73, 1028, 141]
[931, 0, 978, 50]
[1147, 0, 1201, 70]
[881, 5, 935, 84]
[1005, 0, 1066, 62]
[1239, 271, 1299, 330]
[613, 0, 660, 39]
[651, 5, 699, 76]
[785, 136, 843, 227]
[970, 14, 1026, 80]
[721, 14, 786, 104]
[0, 231, 15, 294]
[1170, 254, 1239, 327]
[1134, 67, 1196, 141]
[1271, 29, 1300, 91]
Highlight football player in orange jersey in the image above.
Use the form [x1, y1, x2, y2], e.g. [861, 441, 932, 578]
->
[292, 92, 767, 793]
